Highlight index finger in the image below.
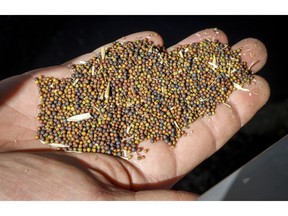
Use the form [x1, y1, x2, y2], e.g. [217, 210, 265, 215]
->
[29, 31, 164, 79]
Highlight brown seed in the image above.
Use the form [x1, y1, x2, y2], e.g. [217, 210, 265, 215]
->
[35, 39, 252, 160]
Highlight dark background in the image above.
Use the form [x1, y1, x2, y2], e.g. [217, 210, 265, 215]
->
[0, 16, 287, 195]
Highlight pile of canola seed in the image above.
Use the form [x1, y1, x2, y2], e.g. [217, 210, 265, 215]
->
[35, 39, 253, 159]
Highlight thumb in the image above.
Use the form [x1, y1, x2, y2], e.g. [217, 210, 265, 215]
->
[116, 190, 198, 201]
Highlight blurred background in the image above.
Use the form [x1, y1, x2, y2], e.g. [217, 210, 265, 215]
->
[0, 16, 287, 195]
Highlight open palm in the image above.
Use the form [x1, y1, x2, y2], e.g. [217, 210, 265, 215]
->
[0, 29, 270, 200]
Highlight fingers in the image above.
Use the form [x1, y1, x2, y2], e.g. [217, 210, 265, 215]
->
[173, 88, 271, 174]
[26, 66, 72, 79]
[167, 29, 267, 74]
[29, 31, 163, 79]
[167, 30, 270, 176]
[27, 31, 163, 94]
[232, 38, 268, 73]
[64, 31, 163, 66]
[228, 75, 270, 126]
[167, 28, 228, 51]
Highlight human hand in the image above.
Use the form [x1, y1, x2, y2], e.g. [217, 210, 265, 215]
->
[0, 29, 270, 200]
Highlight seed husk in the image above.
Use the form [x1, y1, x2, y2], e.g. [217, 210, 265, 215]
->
[101, 47, 105, 60]
[49, 143, 70, 148]
[104, 82, 110, 100]
[39, 140, 47, 144]
[233, 83, 250, 92]
[72, 78, 79, 86]
[67, 113, 92, 122]
[91, 65, 95, 76]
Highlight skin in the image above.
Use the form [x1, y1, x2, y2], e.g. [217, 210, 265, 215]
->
[0, 29, 270, 200]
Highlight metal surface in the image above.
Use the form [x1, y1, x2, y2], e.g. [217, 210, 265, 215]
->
[198, 135, 288, 201]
